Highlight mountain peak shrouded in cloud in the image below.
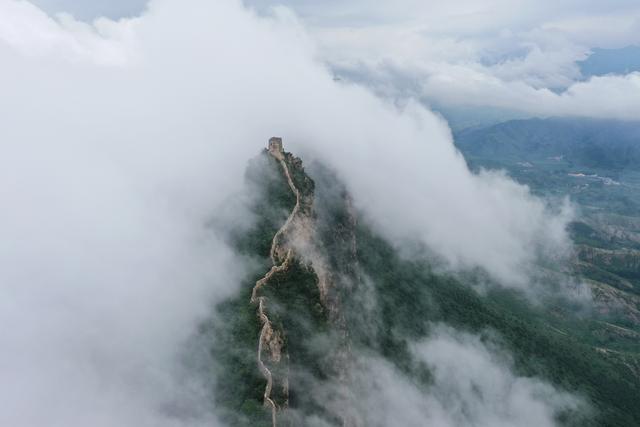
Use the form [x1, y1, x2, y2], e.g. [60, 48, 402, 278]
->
[2, 1, 640, 426]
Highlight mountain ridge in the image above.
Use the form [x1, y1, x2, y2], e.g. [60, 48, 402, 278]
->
[205, 139, 640, 426]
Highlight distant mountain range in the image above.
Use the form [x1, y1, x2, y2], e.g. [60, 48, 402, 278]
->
[455, 118, 640, 172]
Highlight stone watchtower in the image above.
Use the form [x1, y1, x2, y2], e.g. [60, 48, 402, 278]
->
[268, 137, 284, 160]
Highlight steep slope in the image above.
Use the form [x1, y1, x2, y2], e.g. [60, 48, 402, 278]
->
[208, 139, 356, 426]
[249, 139, 302, 425]
[205, 139, 640, 426]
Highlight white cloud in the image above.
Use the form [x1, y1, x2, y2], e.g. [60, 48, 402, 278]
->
[0, 1, 575, 425]
[308, 326, 583, 426]
[24, 1, 640, 116]
[245, 0, 640, 120]
[412, 326, 583, 426]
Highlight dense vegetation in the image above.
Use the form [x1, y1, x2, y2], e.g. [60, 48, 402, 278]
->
[353, 226, 640, 426]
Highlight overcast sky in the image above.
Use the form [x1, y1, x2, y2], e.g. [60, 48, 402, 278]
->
[31, 0, 147, 19]
[30, 0, 640, 121]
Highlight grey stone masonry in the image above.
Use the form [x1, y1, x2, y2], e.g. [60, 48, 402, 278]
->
[268, 137, 284, 160]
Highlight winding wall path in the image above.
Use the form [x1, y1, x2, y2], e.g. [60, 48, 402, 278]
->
[250, 150, 301, 427]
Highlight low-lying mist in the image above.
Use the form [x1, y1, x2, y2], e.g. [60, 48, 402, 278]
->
[298, 326, 583, 427]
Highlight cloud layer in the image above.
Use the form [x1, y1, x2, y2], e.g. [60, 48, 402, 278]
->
[246, 0, 640, 120]
[347, 326, 583, 427]
[27, 1, 640, 119]
[0, 0, 576, 425]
